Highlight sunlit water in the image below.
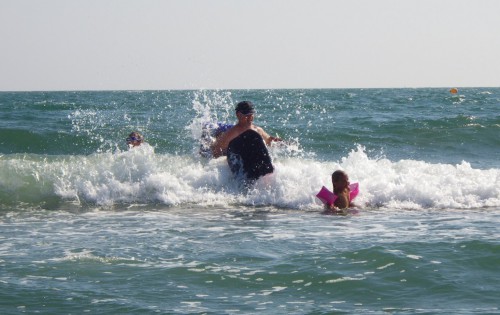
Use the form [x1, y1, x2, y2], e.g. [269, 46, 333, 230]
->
[1, 88, 499, 314]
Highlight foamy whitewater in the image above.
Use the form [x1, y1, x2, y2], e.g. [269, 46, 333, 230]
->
[1, 88, 499, 314]
[3, 144, 498, 210]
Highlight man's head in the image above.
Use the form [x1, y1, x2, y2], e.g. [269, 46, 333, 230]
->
[235, 101, 255, 115]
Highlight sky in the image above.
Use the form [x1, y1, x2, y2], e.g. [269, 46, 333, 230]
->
[1, 0, 500, 91]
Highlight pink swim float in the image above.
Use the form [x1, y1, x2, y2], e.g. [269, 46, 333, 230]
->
[316, 182, 359, 206]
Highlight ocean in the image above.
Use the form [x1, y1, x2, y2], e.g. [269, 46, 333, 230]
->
[1, 88, 499, 314]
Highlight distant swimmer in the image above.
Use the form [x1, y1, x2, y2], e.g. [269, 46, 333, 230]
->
[449, 88, 458, 94]
[210, 101, 281, 158]
[126, 131, 144, 148]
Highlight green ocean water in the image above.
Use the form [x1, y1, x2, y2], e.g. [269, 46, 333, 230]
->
[1, 88, 499, 314]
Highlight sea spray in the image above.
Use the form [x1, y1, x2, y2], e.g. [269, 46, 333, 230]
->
[2, 145, 498, 210]
[2, 89, 500, 315]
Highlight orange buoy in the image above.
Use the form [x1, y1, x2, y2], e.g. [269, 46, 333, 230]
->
[449, 88, 458, 94]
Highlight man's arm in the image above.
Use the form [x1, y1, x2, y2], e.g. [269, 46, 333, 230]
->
[256, 127, 281, 146]
[211, 128, 236, 158]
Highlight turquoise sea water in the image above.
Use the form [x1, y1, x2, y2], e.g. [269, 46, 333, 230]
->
[1, 88, 499, 314]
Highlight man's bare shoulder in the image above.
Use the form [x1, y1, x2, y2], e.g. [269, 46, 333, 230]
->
[223, 125, 245, 140]
[253, 125, 263, 132]
[214, 124, 242, 147]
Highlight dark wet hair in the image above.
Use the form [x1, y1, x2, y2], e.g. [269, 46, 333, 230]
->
[235, 101, 255, 115]
[331, 170, 348, 183]
[126, 131, 143, 143]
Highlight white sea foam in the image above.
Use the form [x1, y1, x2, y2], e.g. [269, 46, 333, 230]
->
[1, 144, 499, 210]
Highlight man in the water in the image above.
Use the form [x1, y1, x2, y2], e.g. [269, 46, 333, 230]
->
[210, 101, 281, 158]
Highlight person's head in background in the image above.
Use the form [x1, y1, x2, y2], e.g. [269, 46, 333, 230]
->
[126, 131, 144, 148]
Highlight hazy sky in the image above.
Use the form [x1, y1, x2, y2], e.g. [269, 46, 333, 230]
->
[1, 0, 499, 91]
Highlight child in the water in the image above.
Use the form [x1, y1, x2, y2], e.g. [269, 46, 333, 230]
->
[328, 170, 355, 212]
[126, 131, 144, 148]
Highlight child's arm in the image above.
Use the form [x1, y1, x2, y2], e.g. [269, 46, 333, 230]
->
[326, 202, 348, 215]
[334, 192, 350, 209]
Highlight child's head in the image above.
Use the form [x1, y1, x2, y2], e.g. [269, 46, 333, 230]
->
[126, 131, 143, 147]
[331, 170, 349, 190]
